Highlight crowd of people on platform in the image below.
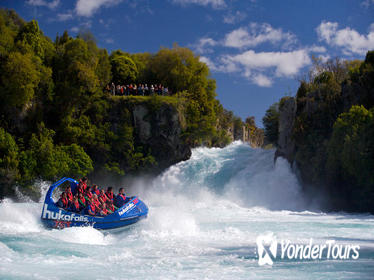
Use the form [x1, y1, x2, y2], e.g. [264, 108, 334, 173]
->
[107, 83, 170, 96]
[57, 177, 130, 216]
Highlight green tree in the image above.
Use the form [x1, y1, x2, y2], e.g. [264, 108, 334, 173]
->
[14, 19, 55, 64]
[131, 52, 152, 83]
[110, 50, 138, 84]
[149, 45, 212, 94]
[0, 51, 40, 108]
[96, 49, 112, 89]
[53, 37, 99, 112]
[20, 124, 93, 181]
[327, 105, 374, 211]
[0, 9, 20, 55]
[262, 102, 279, 145]
[0, 128, 20, 187]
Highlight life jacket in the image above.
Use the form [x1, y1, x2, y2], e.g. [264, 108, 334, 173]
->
[106, 191, 114, 200]
[99, 194, 107, 203]
[79, 197, 86, 207]
[92, 189, 100, 196]
[119, 194, 126, 201]
[79, 180, 87, 190]
[77, 184, 84, 194]
[85, 191, 92, 200]
[66, 191, 73, 201]
[61, 197, 69, 208]
[94, 198, 101, 208]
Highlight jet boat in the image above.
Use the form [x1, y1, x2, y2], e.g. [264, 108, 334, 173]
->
[41, 177, 148, 229]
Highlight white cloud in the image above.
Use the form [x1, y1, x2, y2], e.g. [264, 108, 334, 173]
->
[251, 73, 272, 87]
[26, 0, 60, 9]
[224, 23, 296, 49]
[105, 38, 114, 44]
[71, 26, 79, 33]
[192, 22, 311, 87]
[318, 54, 331, 63]
[57, 12, 73, 21]
[205, 49, 310, 87]
[226, 49, 311, 77]
[75, 0, 122, 17]
[217, 55, 240, 73]
[316, 21, 374, 55]
[199, 56, 218, 71]
[193, 37, 217, 54]
[223, 11, 247, 24]
[172, 0, 226, 9]
[307, 45, 327, 53]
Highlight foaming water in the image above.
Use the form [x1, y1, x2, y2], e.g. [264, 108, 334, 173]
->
[0, 142, 373, 279]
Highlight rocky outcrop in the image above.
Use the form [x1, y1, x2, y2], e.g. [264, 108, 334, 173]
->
[275, 97, 296, 164]
[104, 98, 191, 176]
[132, 103, 191, 171]
[237, 126, 264, 148]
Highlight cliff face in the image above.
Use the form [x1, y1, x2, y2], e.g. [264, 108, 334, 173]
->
[105, 97, 192, 175]
[132, 103, 191, 171]
[232, 122, 264, 148]
[275, 97, 296, 164]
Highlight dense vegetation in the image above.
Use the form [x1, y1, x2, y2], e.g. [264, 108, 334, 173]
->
[262, 103, 279, 146]
[0, 10, 260, 197]
[264, 52, 374, 212]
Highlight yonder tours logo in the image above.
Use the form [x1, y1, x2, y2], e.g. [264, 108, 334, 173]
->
[256, 233, 360, 266]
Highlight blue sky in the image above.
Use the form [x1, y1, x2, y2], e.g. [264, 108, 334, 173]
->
[2, 0, 374, 126]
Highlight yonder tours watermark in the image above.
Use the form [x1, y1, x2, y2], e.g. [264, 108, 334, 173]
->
[256, 232, 360, 266]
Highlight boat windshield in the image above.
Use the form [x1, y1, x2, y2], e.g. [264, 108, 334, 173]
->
[51, 180, 76, 203]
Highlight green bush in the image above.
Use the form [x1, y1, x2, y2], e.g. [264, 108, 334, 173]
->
[19, 124, 93, 182]
[327, 105, 374, 211]
[0, 128, 20, 185]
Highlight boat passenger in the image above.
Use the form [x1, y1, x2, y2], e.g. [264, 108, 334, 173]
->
[92, 194, 101, 208]
[77, 176, 88, 193]
[66, 186, 73, 202]
[57, 192, 69, 209]
[78, 192, 86, 208]
[92, 184, 100, 196]
[76, 183, 84, 195]
[105, 186, 114, 201]
[100, 203, 108, 216]
[86, 198, 96, 216]
[115, 187, 127, 207]
[107, 200, 118, 214]
[99, 189, 108, 204]
[85, 186, 93, 201]
[69, 196, 80, 212]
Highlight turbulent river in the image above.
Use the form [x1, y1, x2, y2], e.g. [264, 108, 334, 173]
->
[1, 142, 373, 279]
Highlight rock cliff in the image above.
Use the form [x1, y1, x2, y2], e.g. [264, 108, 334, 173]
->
[275, 97, 296, 164]
[107, 97, 191, 174]
[131, 103, 191, 171]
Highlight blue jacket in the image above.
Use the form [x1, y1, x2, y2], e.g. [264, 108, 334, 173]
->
[115, 194, 127, 208]
[85, 203, 96, 215]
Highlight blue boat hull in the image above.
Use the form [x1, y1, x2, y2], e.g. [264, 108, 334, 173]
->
[41, 212, 147, 230]
[40, 177, 149, 230]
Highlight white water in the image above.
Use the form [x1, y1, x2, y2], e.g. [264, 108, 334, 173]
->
[1, 142, 373, 279]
